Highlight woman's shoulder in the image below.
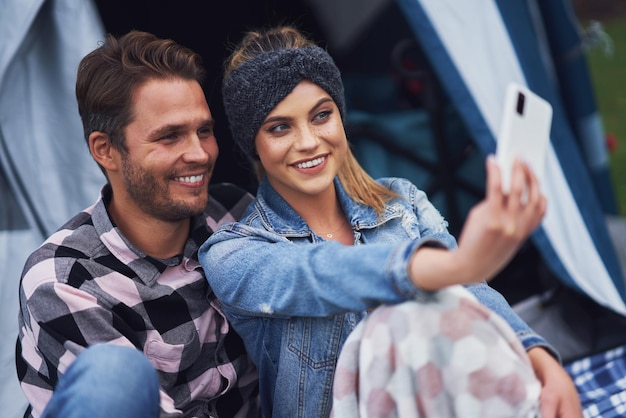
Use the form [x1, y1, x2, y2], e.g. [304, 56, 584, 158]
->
[375, 177, 421, 196]
[208, 198, 293, 244]
[374, 177, 434, 214]
[215, 205, 265, 234]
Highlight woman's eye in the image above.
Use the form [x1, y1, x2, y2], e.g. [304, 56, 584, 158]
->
[269, 123, 289, 133]
[314, 110, 331, 122]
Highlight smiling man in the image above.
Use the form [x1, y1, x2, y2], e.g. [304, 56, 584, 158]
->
[15, 31, 260, 418]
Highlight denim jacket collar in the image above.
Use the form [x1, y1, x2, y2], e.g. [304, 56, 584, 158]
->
[253, 176, 403, 236]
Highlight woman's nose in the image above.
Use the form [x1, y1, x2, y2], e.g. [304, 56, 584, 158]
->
[294, 126, 320, 150]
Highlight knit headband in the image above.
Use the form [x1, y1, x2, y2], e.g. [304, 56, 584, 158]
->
[222, 45, 346, 160]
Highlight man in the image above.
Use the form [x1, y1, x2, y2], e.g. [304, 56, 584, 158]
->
[16, 30, 260, 418]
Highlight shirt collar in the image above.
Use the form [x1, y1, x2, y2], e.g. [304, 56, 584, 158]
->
[253, 177, 388, 235]
[91, 185, 205, 286]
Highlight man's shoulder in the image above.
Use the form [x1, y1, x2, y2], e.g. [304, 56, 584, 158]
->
[22, 207, 105, 283]
[207, 182, 254, 222]
[209, 182, 254, 208]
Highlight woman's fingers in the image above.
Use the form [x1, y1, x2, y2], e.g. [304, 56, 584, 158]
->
[485, 155, 503, 201]
[512, 158, 547, 235]
[507, 158, 527, 211]
[485, 156, 547, 238]
[524, 160, 542, 203]
[455, 156, 547, 283]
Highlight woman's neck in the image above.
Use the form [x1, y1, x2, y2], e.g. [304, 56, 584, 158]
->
[286, 188, 352, 245]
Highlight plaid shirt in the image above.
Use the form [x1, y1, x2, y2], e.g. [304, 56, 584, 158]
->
[16, 183, 260, 418]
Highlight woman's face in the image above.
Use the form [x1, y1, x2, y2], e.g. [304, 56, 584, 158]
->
[255, 80, 347, 203]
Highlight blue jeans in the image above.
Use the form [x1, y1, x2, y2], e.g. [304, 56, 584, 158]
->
[42, 344, 160, 418]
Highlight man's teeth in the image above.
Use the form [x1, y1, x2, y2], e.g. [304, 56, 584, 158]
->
[296, 157, 325, 169]
[175, 175, 203, 183]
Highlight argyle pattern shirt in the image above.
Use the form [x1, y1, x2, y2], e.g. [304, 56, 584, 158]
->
[16, 183, 260, 418]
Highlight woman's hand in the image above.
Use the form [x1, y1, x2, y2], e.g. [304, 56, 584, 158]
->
[409, 156, 547, 290]
[527, 347, 583, 417]
[454, 155, 547, 281]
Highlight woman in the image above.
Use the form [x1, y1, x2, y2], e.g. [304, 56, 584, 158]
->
[199, 26, 581, 417]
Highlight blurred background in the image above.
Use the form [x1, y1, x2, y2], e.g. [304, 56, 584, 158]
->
[574, 0, 626, 216]
[2, 1, 626, 417]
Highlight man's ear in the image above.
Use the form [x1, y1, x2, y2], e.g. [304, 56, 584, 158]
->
[89, 131, 120, 172]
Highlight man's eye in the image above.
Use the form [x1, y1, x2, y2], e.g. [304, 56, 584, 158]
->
[160, 133, 178, 141]
[198, 127, 213, 137]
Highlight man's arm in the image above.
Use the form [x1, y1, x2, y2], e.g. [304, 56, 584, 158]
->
[17, 275, 181, 416]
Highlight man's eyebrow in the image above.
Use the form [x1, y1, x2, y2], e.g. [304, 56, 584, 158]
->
[149, 119, 215, 138]
[151, 125, 183, 136]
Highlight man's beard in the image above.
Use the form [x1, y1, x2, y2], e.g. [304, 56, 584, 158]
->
[121, 157, 209, 222]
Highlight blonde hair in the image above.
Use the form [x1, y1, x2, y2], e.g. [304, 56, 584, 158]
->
[225, 25, 397, 216]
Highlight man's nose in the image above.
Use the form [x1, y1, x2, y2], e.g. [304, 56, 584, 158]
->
[182, 135, 211, 163]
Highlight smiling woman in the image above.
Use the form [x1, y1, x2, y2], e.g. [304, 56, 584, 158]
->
[198, 25, 582, 418]
[254, 80, 349, 236]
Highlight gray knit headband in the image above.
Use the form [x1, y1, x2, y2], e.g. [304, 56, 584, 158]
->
[222, 45, 346, 160]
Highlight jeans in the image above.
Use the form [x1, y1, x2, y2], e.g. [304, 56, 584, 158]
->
[42, 344, 160, 418]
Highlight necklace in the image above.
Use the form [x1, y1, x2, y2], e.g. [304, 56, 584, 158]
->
[318, 221, 346, 239]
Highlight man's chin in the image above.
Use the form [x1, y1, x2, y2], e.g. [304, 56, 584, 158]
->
[160, 196, 208, 221]
[184, 198, 208, 216]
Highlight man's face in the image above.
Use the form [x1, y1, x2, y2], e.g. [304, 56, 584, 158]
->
[116, 78, 218, 222]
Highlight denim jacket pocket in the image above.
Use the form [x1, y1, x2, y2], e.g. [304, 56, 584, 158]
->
[275, 315, 347, 416]
[286, 315, 345, 368]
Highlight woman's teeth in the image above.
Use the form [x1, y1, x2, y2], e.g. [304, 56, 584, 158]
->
[296, 157, 325, 169]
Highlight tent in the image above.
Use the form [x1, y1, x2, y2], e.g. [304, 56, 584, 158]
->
[2, 0, 626, 416]
[394, 0, 626, 313]
[0, 1, 105, 416]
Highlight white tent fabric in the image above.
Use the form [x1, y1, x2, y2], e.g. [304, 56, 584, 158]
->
[0, 0, 104, 416]
[396, 0, 626, 315]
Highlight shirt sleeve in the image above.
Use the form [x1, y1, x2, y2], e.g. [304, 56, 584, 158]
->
[199, 179, 450, 317]
[465, 282, 560, 360]
[200, 225, 446, 317]
[17, 272, 180, 416]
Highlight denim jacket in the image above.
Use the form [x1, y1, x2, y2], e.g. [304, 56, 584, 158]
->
[199, 177, 554, 418]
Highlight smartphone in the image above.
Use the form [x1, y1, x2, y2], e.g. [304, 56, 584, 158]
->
[496, 83, 553, 194]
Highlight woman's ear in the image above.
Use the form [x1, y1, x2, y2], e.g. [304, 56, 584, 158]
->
[89, 132, 120, 172]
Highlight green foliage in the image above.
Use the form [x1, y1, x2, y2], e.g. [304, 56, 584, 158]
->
[584, 19, 626, 216]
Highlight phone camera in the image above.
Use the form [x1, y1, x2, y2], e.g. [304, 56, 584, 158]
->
[516, 92, 526, 115]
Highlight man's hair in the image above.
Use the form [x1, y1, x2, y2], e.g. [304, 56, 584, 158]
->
[76, 30, 206, 155]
